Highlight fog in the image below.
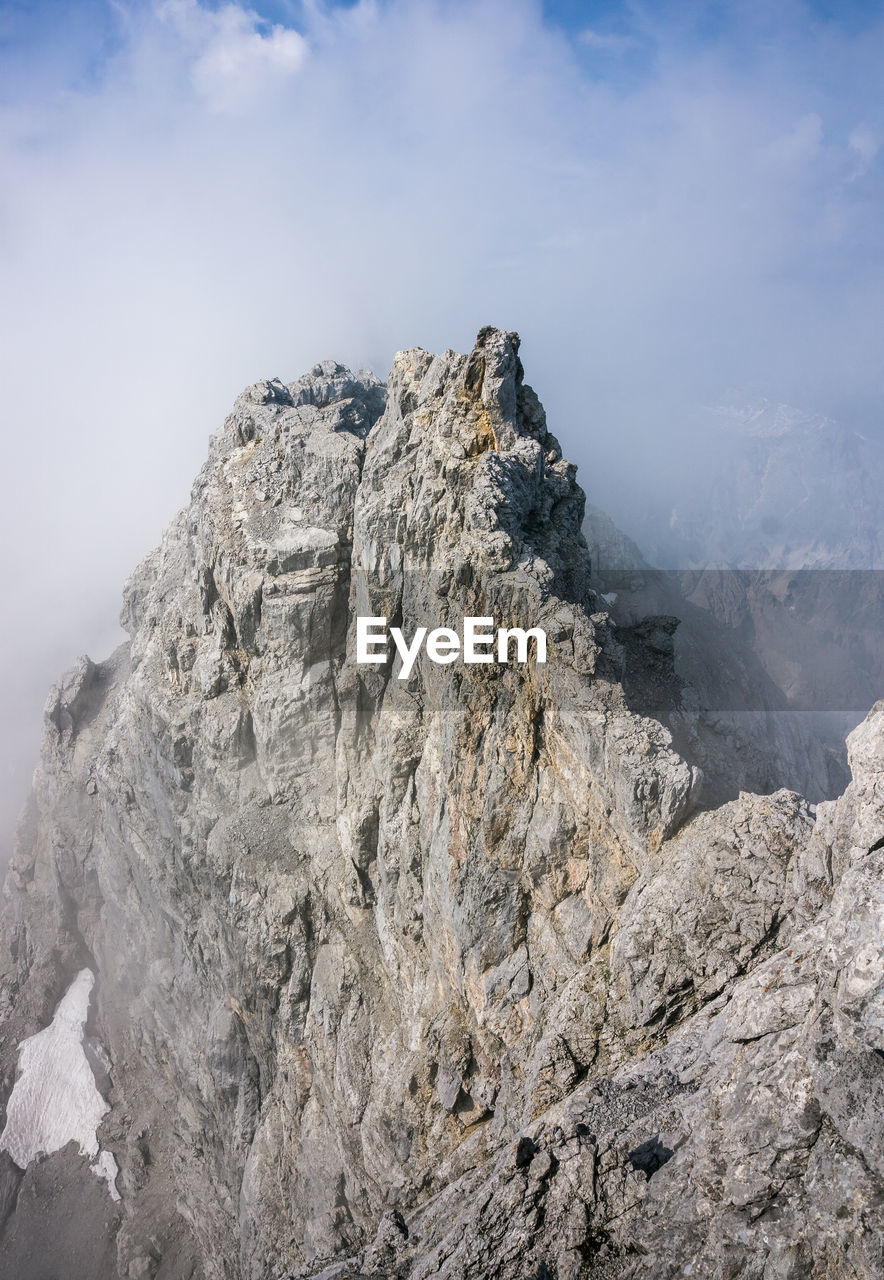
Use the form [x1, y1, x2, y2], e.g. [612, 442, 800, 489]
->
[2, 0, 883, 860]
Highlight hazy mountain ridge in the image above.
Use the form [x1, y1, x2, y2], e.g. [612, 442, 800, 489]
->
[584, 399, 884, 807]
[0, 331, 881, 1279]
[623, 398, 884, 572]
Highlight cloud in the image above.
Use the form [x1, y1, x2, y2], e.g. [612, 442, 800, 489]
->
[848, 122, 879, 176]
[764, 111, 823, 165]
[1, 0, 884, 859]
[157, 0, 308, 112]
[577, 28, 636, 54]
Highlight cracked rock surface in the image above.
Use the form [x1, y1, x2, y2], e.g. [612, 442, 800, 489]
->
[0, 329, 881, 1279]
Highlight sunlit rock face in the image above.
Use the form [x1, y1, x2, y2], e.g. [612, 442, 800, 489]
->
[0, 329, 881, 1279]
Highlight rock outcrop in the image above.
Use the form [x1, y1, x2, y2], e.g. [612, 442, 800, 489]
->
[582, 506, 862, 807]
[0, 329, 881, 1279]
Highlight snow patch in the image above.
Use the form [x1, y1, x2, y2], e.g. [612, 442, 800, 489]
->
[0, 968, 120, 1200]
[602, 592, 618, 605]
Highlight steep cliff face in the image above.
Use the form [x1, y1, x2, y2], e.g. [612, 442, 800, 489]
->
[578, 525, 853, 808]
[0, 330, 881, 1280]
[584, 399, 884, 806]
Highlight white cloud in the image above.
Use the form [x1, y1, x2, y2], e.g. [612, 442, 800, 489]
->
[578, 28, 635, 53]
[158, 0, 308, 112]
[764, 111, 823, 166]
[1, 0, 884, 861]
[848, 123, 879, 176]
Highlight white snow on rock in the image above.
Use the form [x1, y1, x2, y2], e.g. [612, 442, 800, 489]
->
[0, 968, 120, 1200]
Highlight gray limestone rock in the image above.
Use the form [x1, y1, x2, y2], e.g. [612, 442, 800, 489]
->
[0, 329, 880, 1279]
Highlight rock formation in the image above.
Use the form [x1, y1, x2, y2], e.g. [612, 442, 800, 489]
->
[0, 328, 881, 1279]
[582, 502, 880, 807]
[580, 510, 854, 807]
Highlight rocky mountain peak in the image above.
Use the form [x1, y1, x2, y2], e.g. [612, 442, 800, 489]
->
[0, 330, 881, 1280]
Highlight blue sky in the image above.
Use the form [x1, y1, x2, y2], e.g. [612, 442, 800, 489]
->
[3, 0, 884, 450]
[1, 0, 884, 846]
[3, 1, 884, 98]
